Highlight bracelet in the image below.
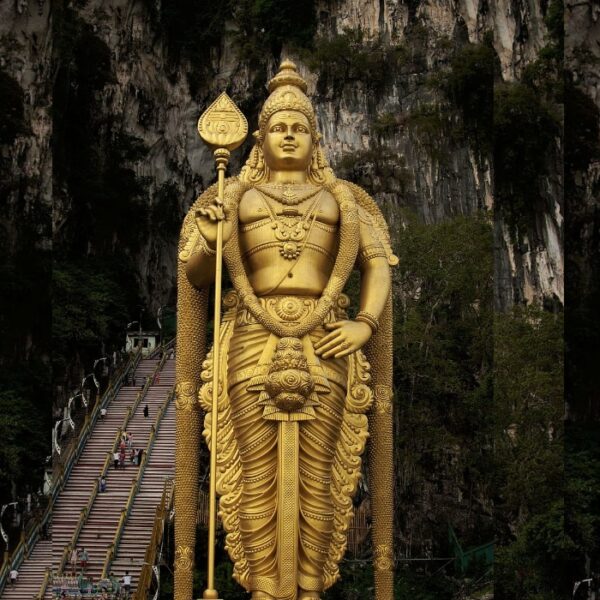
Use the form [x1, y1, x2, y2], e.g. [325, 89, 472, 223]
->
[355, 311, 379, 334]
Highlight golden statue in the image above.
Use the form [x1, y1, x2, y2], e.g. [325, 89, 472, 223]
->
[175, 60, 397, 600]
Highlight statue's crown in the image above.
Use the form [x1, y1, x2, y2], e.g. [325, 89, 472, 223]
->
[258, 60, 317, 139]
[268, 59, 308, 93]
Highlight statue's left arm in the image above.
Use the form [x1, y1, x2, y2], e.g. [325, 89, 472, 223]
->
[315, 205, 391, 359]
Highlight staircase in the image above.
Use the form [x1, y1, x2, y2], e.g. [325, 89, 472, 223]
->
[0, 354, 175, 600]
[111, 360, 175, 586]
[0, 536, 50, 600]
[50, 364, 157, 578]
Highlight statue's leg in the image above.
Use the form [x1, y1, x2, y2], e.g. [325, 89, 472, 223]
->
[250, 593, 275, 600]
[297, 331, 346, 594]
[228, 326, 279, 595]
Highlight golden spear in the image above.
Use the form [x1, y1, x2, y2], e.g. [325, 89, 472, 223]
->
[197, 92, 248, 599]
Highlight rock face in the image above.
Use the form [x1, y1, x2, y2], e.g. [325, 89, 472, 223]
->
[0, 0, 563, 564]
[565, 2, 600, 419]
[0, 0, 561, 311]
[0, 1, 52, 365]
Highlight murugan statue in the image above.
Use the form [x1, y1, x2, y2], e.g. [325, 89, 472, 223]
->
[175, 61, 396, 600]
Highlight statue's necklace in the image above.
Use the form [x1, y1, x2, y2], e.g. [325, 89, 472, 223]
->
[222, 180, 361, 340]
[256, 182, 322, 206]
[257, 190, 323, 260]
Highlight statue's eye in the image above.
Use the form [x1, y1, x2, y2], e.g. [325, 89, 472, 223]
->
[271, 125, 284, 132]
[296, 125, 308, 133]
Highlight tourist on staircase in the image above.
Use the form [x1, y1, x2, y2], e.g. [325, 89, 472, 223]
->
[70, 547, 79, 573]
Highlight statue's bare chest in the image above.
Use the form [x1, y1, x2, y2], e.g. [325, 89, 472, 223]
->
[237, 186, 339, 268]
[238, 187, 339, 226]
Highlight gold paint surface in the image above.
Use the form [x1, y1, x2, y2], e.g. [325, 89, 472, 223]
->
[176, 60, 396, 600]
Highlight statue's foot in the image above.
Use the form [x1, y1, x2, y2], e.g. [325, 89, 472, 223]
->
[298, 590, 320, 600]
[251, 593, 275, 600]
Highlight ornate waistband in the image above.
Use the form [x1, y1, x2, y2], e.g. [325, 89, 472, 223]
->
[222, 291, 349, 327]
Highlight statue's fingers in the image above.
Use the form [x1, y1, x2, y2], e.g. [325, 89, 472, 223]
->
[324, 321, 343, 330]
[321, 341, 347, 359]
[314, 331, 342, 350]
[333, 347, 353, 359]
[205, 207, 220, 221]
[315, 334, 343, 355]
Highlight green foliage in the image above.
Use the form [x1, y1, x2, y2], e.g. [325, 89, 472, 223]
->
[303, 29, 408, 93]
[440, 41, 495, 154]
[566, 424, 600, 578]
[394, 212, 493, 419]
[0, 71, 28, 144]
[493, 82, 559, 231]
[493, 307, 565, 598]
[52, 258, 141, 376]
[544, 0, 564, 48]
[565, 79, 600, 172]
[405, 103, 460, 163]
[335, 148, 413, 195]
[0, 362, 51, 502]
[372, 112, 398, 138]
[393, 212, 494, 556]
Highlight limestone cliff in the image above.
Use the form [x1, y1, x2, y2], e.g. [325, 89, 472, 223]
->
[0, 0, 564, 569]
[0, 0, 561, 311]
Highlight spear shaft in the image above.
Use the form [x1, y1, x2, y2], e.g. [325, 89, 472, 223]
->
[197, 92, 247, 600]
[203, 149, 228, 599]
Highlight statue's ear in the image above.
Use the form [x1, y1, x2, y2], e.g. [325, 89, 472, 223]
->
[253, 130, 262, 143]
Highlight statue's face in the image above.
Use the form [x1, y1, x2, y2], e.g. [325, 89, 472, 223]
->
[262, 110, 313, 172]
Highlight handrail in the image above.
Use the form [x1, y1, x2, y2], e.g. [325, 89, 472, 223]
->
[57, 352, 153, 576]
[133, 478, 174, 600]
[0, 349, 142, 595]
[148, 336, 175, 360]
[55, 348, 143, 490]
[57, 449, 112, 575]
[0, 492, 51, 595]
[36, 566, 52, 600]
[101, 386, 172, 579]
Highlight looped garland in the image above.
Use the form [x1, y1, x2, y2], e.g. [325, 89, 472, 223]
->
[223, 178, 360, 339]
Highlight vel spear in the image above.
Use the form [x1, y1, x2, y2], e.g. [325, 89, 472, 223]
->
[197, 92, 248, 600]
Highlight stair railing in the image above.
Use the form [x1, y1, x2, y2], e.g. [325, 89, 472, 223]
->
[36, 566, 52, 600]
[101, 388, 173, 579]
[0, 349, 143, 594]
[57, 449, 113, 575]
[134, 477, 174, 600]
[0, 493, 51, 596]
[147, 336, 175, 360]
[56, 357, 157, 576]
[53, 347, 142, 492]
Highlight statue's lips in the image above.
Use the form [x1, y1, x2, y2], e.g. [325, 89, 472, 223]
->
[281, 144, 298, 151]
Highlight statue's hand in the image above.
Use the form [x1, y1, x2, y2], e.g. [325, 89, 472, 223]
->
[314, 320, 372, 359]
[194, 201, 232, 248]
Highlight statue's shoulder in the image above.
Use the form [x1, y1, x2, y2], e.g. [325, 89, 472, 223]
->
[336, 178, 399, 267]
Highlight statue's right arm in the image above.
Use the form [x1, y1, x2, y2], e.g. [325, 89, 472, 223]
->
[185, 248, 216, 289]
[184, 184, 241, 289]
